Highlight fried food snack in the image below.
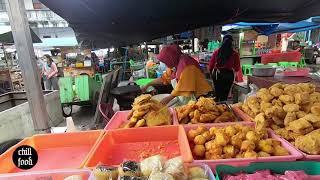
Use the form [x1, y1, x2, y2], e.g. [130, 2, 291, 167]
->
[269, 86, 284, 97]
[311, 105, 320, 116]
[175, 97, 236, 124]
[287, 119, 313, 135]
[125, 95, 172, 128]
[188, 124, 290, 160]
[295, 129, 320, 155]
[283, 104, 300, 112]
[279, 95, 294, 104]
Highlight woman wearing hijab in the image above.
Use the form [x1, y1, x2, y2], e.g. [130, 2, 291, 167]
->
[142, 45, 212, 105]
[209, 34, 240, 101]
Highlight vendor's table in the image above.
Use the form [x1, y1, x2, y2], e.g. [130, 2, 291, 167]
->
[248, 75, 320, 91]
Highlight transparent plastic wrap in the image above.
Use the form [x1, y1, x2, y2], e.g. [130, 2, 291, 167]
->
[187, 165, 212, 180]
[244, 83, 258, 102]
[164, 156, 188, 180]
[92, 165, 119, 180]
[140, 155, 165, 176]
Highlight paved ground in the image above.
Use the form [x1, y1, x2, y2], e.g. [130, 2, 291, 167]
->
[57, 100, 120, 131]
[58, 105, 95, 131]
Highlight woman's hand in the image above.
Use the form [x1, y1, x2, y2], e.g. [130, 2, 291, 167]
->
[160, 95, 175, 105]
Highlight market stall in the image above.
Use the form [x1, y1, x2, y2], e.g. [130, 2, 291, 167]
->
[1, 0, 320, 179]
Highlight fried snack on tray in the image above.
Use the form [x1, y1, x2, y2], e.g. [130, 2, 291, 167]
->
[295, 129, 320, 155]
[188, 124, 290, 160]
[124, 95, 172, 128]
[175, 97, 236, 124]
[239, 83, 320, 155]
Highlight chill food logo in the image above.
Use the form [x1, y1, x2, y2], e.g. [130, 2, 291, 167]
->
[12, 145, 38, 169]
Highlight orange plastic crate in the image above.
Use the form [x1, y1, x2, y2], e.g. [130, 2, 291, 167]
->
[85, 126, 192, 168]
[0, 130, 104, 173]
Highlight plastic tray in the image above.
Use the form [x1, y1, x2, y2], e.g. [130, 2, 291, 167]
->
[183, 122, 303, 170]
[215, 161, 320, 180]
[231, 106, 254, 122]
[0, 169, 91, 180]
[104, 108, 178, 130]
[276, 135, 320, 161]
[282, 68, 310, 77]
[85, 126, 192, 168]
[0, 130, 104, 173]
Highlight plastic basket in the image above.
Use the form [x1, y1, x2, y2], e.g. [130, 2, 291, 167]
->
[0, 130, 104, 173]
[104, 108, 178, 130]
[282, 68, 310, 77]
[85, 126, 193, 168]
[215, 161, 320, 180]
[276, 135, 320, 161]
[183, 122, 303, 170]
[0, 169, 91, 180]
[231, 106, 254, 122]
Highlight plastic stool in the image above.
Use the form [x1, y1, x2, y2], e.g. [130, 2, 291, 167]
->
[94, 73, 102, 83]
[298, 57, 306, 68]
[288, 62, 298, 67]
[242, 64, 252, 75]
[278, 62, 289, 68]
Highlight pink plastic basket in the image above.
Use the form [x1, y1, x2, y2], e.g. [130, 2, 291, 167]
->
[276, 135, 320, 161]
[0, 169, 91, 180]
[104, 108, 178, 130]
[183, 122, 303, 170]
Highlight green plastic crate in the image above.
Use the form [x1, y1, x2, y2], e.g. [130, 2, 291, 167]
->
[216, 161, 320, 180]
[59, 77, 74, 103]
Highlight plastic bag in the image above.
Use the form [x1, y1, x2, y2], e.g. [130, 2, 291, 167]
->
[244, 83, 258, 102]
[149, 172, 175, 180]
[164, 157, 187, 180]
[186, 164, 213, 180]
[140, 155, 165, 177]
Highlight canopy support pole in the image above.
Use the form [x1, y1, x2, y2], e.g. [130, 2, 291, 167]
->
[5, 0, 50, 131]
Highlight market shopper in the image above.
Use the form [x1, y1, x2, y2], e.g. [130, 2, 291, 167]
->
[142, 45, 212, 106]
[209, 34, 240, 102]
[43, 54, 59, 90]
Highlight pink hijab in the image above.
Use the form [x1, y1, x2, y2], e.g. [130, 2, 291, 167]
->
[157, 45, 199, 80]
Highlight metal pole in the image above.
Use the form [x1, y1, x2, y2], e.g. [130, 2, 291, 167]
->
[5, 0, 50, 131]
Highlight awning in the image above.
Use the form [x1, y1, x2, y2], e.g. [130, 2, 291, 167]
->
[33, 37, 78, 48]
[39, 0, 320, 47]
[225, 17, 320, 35]
[0, 29, 41, 44]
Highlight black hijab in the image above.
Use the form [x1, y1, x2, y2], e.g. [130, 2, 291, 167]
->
[217, 34, 233, 66]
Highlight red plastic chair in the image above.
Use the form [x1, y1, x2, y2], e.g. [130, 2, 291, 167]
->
[98, 103, 114, 124]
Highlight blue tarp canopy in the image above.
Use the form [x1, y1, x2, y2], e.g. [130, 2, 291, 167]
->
[226, 17, 320, 35]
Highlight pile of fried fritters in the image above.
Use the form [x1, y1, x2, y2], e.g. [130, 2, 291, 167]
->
[188, 124, 289, 160]
[124, 94, 172, 128]
[237, 83, 320, 155]
[175, 97, 236, 124]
